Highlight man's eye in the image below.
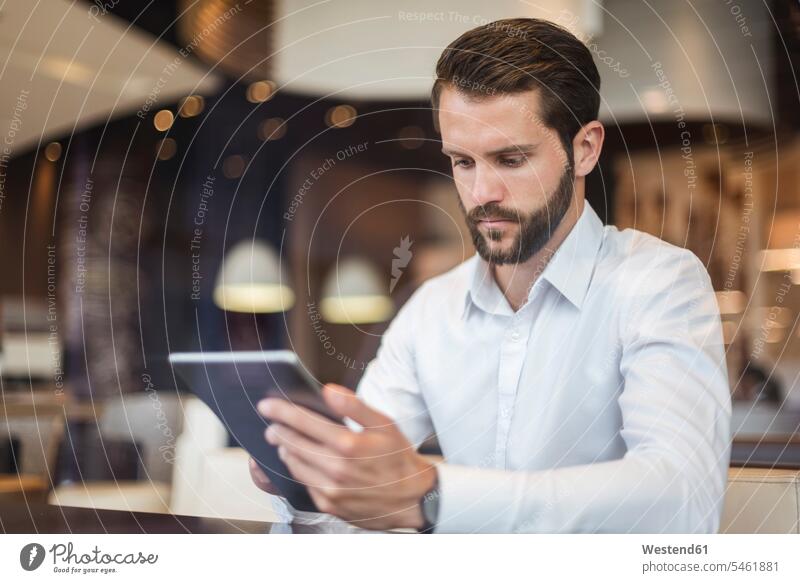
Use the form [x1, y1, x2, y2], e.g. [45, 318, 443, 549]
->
[499, 157, 525, 167]
[453, 159, 473, 168]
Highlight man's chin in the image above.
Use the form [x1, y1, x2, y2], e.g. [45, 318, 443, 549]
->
[478, 240, 519, 264]
[482, 233, 515, 248]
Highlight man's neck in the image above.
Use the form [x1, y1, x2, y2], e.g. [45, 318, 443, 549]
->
[492, 197, 585, 312]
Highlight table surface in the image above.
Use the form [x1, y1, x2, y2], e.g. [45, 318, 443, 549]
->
[1, 387, 104, 421]
[0, 474, 47, 494]
[0, 495, 373, 533]
[0, 495, 274, 534]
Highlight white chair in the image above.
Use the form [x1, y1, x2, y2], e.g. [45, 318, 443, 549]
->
[169, 396, 283, 522]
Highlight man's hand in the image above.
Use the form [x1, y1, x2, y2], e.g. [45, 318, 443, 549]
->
[257, 384, 437, 531]
[248, 456, 281, 495]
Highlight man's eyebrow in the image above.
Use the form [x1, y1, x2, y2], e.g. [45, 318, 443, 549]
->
[441, 147, 467, 157]
[486, 144, 537, 156]
[441, 144, 537, 157]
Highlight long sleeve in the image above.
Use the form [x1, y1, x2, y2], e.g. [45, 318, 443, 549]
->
[356, 289, 435, 447]
[434, 250, 732, 533]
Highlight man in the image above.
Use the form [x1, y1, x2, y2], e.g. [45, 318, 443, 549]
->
[250, 17, 731, 533]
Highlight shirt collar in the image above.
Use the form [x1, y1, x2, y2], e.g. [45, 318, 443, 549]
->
[461, 201, 605, 319]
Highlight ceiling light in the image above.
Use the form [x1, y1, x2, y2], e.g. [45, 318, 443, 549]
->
[44, 142, 62, 162]
[258, 117, 287, 141]
[325, 105, 357, 128]
[157, 138, 177, 161]
[153, 110, 174, 131]
[178, 95, 205, 118]
[247, 80, 276, 103]
[223, 155, 246, 179]
[398, 125, 425, 149]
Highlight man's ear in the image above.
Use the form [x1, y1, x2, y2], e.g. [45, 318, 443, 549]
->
[572, 121, 605, 178]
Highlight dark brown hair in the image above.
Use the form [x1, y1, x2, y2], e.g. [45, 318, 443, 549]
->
[431, 18, 601, 156]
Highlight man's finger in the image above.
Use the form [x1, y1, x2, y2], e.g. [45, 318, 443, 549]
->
[322, 384, 393, 429]
[248, 456, 279, 495]
[279, 447, 338, 493]
[267, 423, 345, 470]
[258, 398, 346, 444]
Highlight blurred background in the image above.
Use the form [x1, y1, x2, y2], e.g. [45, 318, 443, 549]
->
[1, 0, 800, 526]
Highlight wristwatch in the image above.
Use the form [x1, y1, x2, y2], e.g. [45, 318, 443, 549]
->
[419, 472, 440, 533]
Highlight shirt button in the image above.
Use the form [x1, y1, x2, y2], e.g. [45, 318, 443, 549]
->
[510, 330, 520, 341]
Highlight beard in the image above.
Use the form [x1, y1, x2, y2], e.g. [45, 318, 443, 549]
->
[459, 165, 574, 265]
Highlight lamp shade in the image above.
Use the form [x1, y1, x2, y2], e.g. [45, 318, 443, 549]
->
[213, 240, 295, 313]
[320, 258, 393, 324]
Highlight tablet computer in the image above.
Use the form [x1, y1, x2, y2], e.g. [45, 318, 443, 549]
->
[168, 350, 343, 512]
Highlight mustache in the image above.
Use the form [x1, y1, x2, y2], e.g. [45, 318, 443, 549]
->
[467, 203, 522, 224]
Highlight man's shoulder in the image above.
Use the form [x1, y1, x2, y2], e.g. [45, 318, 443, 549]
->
[598, 225, 722, 345]
[393, 255, 476, 319]
[596, 224, 715, 327]
[599, 223, 707, 281]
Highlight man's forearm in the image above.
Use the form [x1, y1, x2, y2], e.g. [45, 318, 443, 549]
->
[433, 454, 725, 533]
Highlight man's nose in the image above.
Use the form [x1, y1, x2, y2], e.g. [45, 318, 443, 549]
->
[468, 163, 505, 207]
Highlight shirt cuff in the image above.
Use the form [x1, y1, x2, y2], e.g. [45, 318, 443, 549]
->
[434, 463, 519, 533]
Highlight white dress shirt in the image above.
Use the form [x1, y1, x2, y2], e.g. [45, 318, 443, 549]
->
[355, 201, 731, 533]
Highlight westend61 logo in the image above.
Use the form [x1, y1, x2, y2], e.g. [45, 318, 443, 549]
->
[19, 542, 158, 575]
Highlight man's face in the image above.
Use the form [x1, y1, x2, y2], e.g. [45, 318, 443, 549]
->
[438, 86, 575, 265]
